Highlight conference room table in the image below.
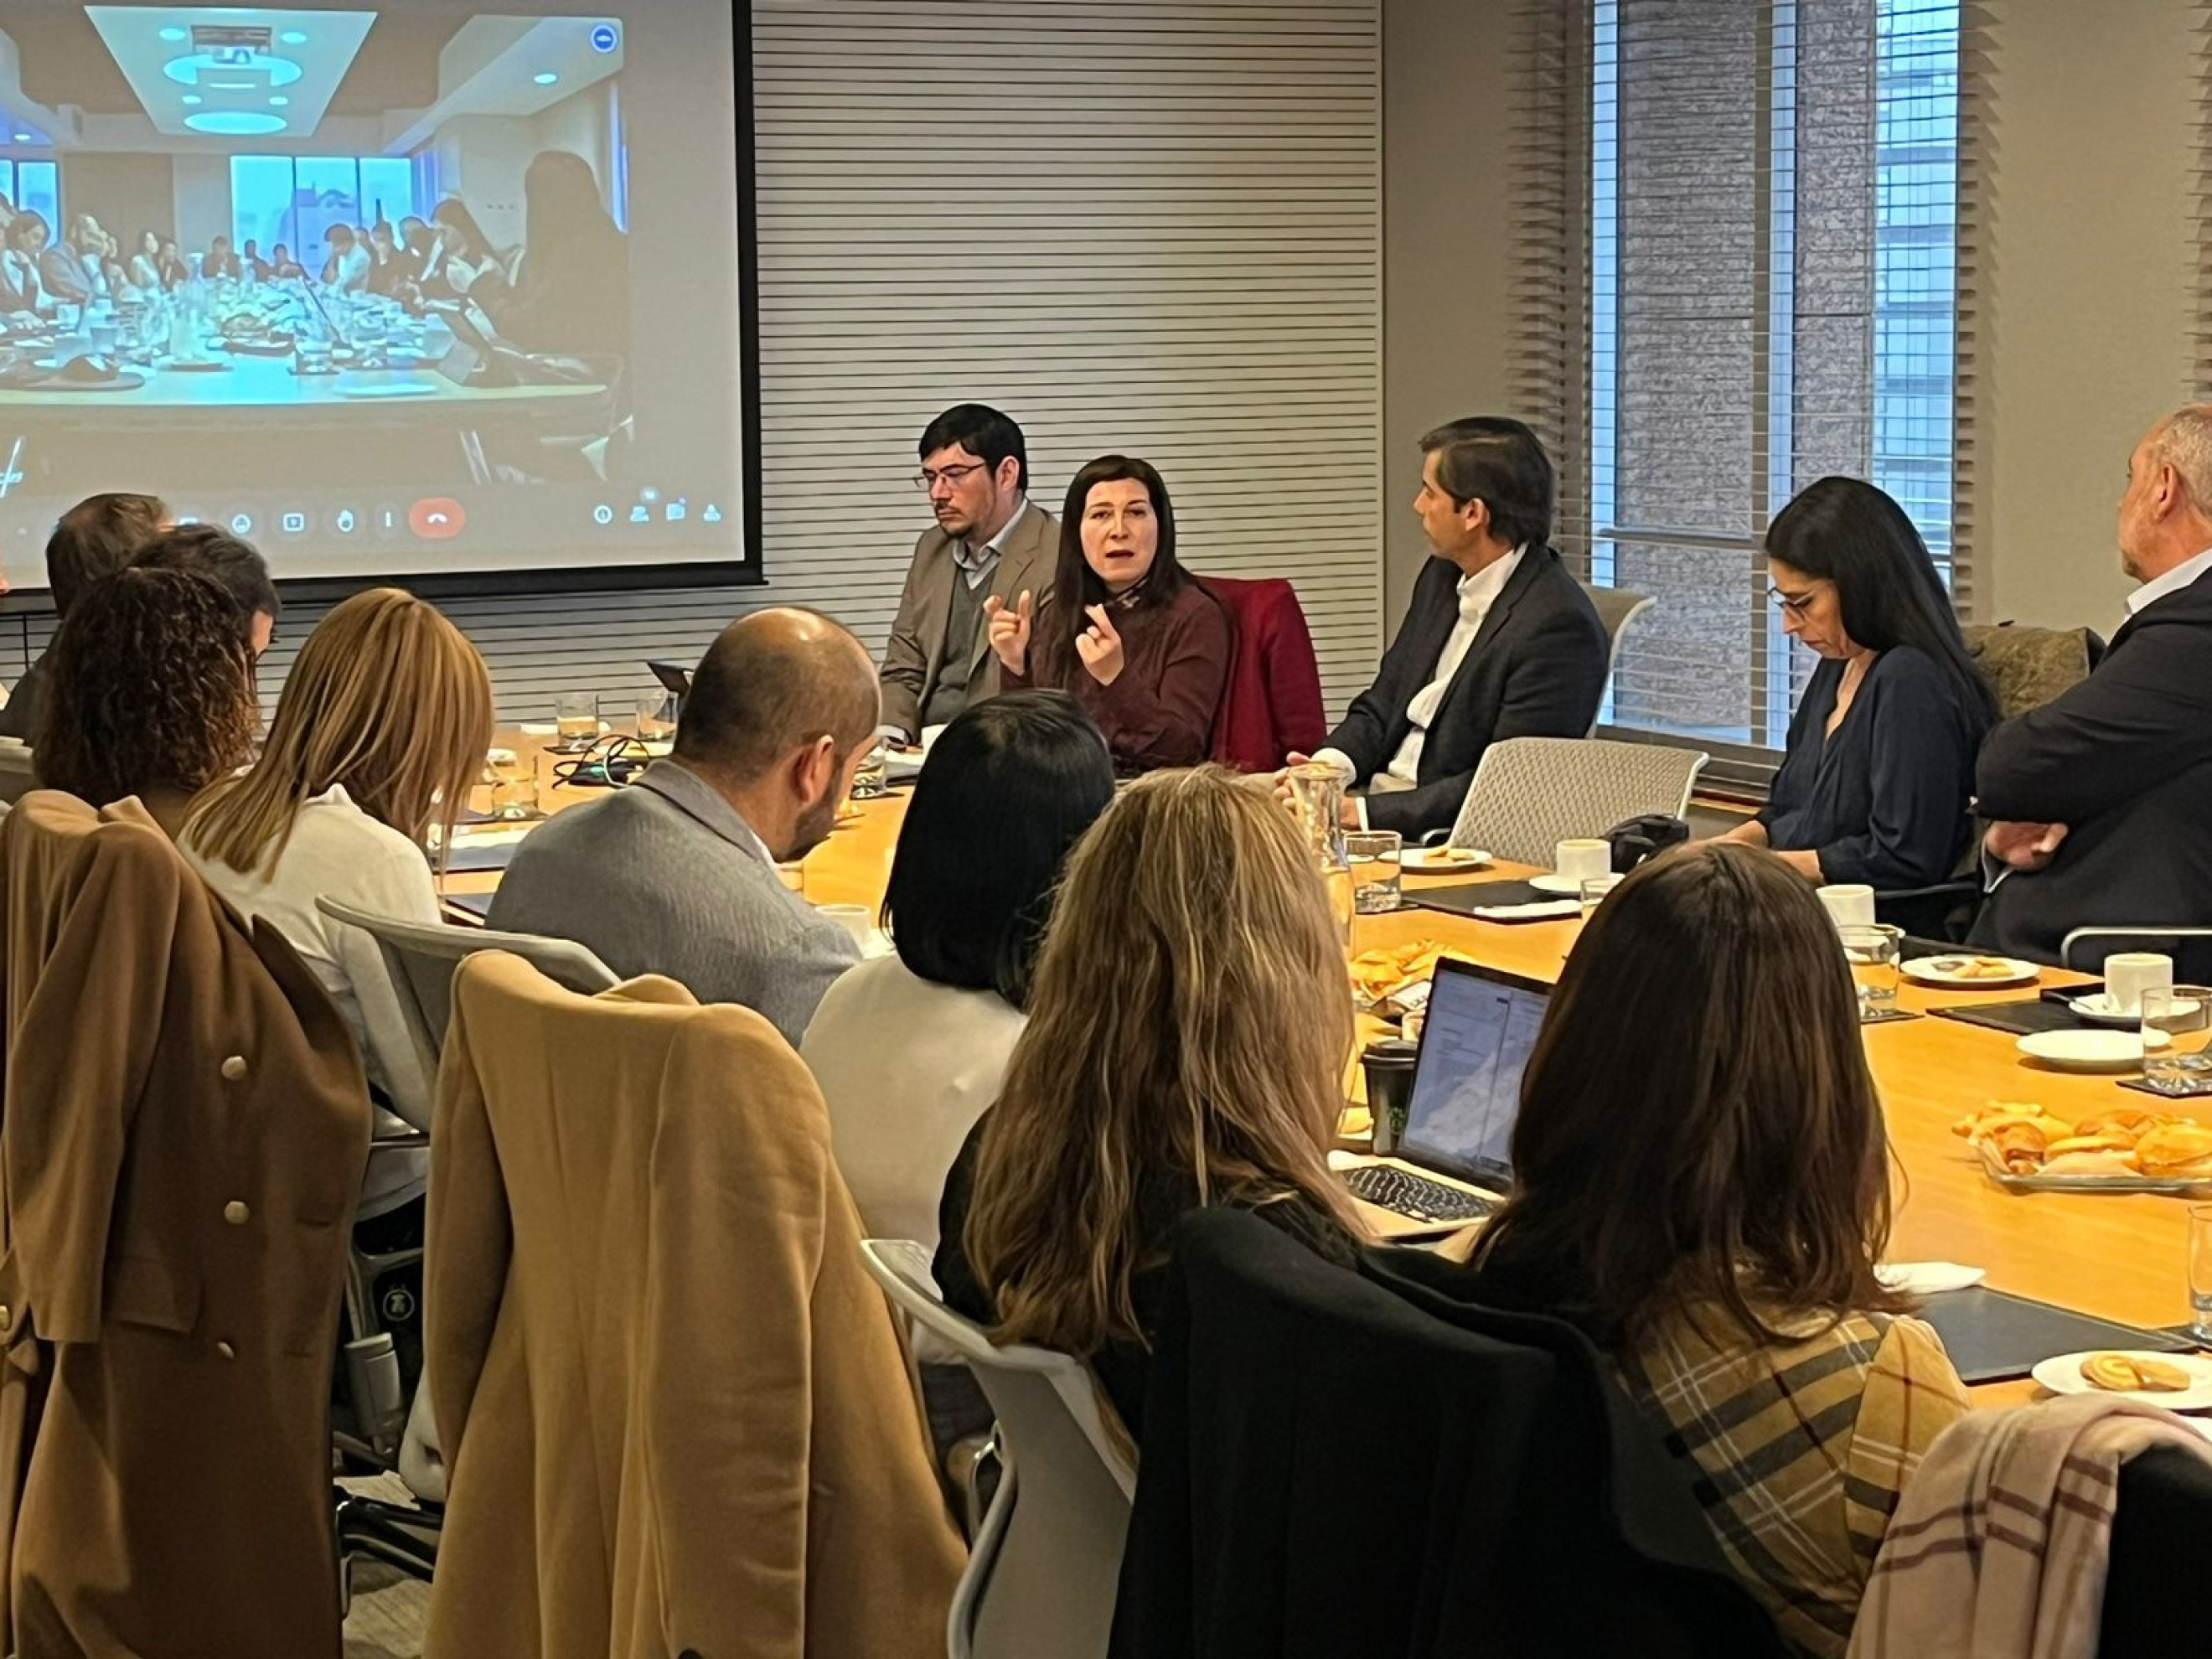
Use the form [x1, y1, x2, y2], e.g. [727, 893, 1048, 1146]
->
[445, 742, 2208, 1408]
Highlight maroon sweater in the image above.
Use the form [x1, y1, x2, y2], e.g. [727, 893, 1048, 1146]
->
[1006, 580, 1232, 774]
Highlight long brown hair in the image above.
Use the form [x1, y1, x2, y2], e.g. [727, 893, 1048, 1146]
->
[1465, 840, 1908, 1346]
[964, 765, 1363, 1355]
[185, 588, 492, 873]
[34, 566, 257, 806]
[1036, 454, 1191, 685]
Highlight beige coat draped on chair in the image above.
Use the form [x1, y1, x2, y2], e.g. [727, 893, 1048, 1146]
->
[426, 952, 964, 1659]
[0, 791, 372, 1658]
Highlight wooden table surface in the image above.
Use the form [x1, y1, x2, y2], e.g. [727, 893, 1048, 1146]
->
[447, 742, 2208, 1403]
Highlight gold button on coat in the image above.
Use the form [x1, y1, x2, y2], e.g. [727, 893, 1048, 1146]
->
[223, 1201, 250, 1225]
[220, 1056, 247, 1082]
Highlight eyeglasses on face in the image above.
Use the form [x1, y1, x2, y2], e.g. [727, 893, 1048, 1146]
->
[1768, 585, 1822, 620]
[912, 463, 990, 491]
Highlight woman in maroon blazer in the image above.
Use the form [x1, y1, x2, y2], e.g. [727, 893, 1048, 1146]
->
[987, 455, 1232, 775]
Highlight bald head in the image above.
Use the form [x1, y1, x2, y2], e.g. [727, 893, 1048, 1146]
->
[2120, 406, 2212, 582]
[674, 607, 879, 781]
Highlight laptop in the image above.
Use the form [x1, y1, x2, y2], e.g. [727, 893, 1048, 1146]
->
[1336, 957, 1549, 1239]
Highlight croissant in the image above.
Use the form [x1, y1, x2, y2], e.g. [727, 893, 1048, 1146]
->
[1984, 1119, 2052, 1175]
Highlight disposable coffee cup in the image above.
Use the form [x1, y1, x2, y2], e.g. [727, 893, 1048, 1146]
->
[2106, 953, 2175, 1016]
[1361, 1038, 1420, 1156]
[1553, 838, 1612, 883]
[818, 902, 872, 947]
[1817, 884, 1876, 929]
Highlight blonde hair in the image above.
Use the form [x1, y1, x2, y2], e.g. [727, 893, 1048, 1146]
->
[964, 765, 1363, 1356]
[186, 588, 493, 874]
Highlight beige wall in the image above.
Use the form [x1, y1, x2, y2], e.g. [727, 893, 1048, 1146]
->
[1381, 0, 1514, 623]
[1977, 0, 2196, 628]
[1378, 0, 2203, 638]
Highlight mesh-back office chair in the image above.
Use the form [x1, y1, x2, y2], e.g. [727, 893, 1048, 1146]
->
[313, 897, 619, 1604]
[1575, 582, 1657, 736]
[861, 1239, 1137, 1659]
[1445, 736, 1708, 867]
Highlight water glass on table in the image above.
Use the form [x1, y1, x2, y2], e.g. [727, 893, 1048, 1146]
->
[554, 691, 598, 751]
[1346, 830, 1403, 914]
[2141, 987, 2212, 1093]
[1578, 874, 1622, 916]
[1839, 924, 1904, 1020]
[638, 690, 680, 745]
[850, 743, 889, 800]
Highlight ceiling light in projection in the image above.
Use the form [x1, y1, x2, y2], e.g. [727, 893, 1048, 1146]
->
[163, 50, 304, 88]
[184, 110, 287, 136]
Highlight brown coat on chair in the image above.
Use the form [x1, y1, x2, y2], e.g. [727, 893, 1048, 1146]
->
[426, 953, 964, 1659]
[0, 792, 373, 1658]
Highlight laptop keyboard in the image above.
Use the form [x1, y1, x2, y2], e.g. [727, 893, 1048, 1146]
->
[1341, 1164, 1500, 1223]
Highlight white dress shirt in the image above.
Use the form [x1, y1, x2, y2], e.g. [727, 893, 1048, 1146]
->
[2126, 546, 2212, 616]
[1313, 546, 1526, 817]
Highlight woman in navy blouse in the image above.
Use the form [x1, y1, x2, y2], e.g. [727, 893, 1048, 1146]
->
[1721, 477, 1997, 891]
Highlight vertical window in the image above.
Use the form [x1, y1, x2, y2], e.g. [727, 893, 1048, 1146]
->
[1585, 0, 1961, 761]
[228, 157, 421, 271]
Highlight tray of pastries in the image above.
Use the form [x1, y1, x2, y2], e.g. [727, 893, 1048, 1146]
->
[1351, 938, 1465, 1015]
[1952, 1101, 2212, 1192]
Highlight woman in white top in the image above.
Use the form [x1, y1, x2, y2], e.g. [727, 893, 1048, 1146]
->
[802, 690, 1115, 1248]
[181, 588, 493, 1217]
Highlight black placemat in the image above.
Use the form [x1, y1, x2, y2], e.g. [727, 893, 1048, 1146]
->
[442, 890, 495, 921]
[440, 840, 519, 875]
[1930, 998, 2090, 1037]
[1916, 1285, 2194, 1384]
[2120, 1075, 2212, 1101]
[1408, 878, 1569, 918]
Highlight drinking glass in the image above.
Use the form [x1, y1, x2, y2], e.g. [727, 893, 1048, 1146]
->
[637, 690, 679, 744]
[489, 774, 540, 821]
[554, 691, 598, 751]
[1578, 874, 1623, 916]
[2141, 987, 2212, 1093]
[2190, 1205, 2212, 1345]
[1346, 830, 1403, 915]
[597, 694, 641, 738]
[1840, 924, 1904, 1019]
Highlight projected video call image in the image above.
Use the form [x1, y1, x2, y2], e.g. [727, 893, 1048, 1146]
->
[0, 3, 747, 581]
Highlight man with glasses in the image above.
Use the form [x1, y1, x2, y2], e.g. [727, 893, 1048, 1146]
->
[879, 403, 1057, 742]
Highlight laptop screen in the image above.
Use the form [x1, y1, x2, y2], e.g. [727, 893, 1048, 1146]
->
[1397, 958, 1550, 1185]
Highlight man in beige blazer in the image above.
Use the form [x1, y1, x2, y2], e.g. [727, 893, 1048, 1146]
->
[879, 403, 1057, 740]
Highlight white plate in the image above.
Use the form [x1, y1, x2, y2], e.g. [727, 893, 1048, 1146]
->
[1528, 873, 1588, 896]
[2070, 991, 2199, 1029]
[1902, 954, 2041, 989]
[2029, 1350, 2212, 1412]
[1401, 846, 1493, 875]
[2015, 1029, 2171, 1072]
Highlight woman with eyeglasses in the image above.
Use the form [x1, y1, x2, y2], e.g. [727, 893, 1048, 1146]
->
[1718, 476, 1996, 896]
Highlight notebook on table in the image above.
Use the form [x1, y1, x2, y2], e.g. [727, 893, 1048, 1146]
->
[1336, 957, 1548, 1239]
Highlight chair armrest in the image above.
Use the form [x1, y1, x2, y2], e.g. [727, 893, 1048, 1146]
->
[2061, 927, 2212, 969]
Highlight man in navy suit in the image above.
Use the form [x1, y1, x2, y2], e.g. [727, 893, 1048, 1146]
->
[1973, 406, 2212, 973]
[1295, 416, 1609, 837]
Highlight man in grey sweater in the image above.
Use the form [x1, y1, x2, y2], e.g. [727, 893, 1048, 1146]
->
[489, 607, 880, 1047]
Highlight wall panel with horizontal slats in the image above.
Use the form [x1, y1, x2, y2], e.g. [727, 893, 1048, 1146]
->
[0, 3, 1383, 728]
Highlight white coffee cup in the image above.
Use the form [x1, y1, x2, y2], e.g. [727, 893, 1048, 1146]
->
[1553, 838, 1612, 883]
[2104, 952, 2174, 1016]
[818, 902, 873, 948]
[1817, 884, 1877, 929]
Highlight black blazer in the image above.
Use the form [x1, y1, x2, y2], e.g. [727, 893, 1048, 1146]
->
[1324, 546, 1610, 836]
[1971, 564, 2212, 974]
[1109, 1210, 1786, 1658]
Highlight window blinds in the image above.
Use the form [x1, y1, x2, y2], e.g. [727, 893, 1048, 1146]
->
[1512, 0, 1972, 775]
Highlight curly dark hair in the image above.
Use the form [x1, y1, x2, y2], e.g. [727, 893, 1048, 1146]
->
[33, 567, 259, 808]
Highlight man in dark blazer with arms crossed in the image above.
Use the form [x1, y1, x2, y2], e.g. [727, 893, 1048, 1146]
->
[1972, 405, 2212, 974]
[878, 403, 1057, 742]
[1293, 416, 1609, 837]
